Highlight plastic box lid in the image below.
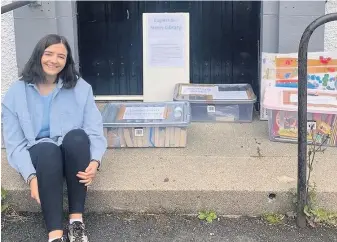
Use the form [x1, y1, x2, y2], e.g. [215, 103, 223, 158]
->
[263, 87, 337, 114]
[173, 83, 257, 104]
[102, 101, 191, 127]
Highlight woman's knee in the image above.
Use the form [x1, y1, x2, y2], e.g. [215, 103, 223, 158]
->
[30, 142, 63, 170]
[62, 129, 89, 151]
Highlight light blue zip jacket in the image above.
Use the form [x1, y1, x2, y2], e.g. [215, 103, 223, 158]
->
[1, 78, 107, 183]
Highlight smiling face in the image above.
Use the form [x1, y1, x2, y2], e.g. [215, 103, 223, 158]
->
[41, 43, 68, 81]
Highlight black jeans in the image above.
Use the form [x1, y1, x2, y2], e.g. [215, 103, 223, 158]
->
[28, 129, 91, 232]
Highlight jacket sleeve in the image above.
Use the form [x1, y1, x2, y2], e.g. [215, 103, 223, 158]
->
[82, 86, 107, 166]
[2, 104, 36, 183]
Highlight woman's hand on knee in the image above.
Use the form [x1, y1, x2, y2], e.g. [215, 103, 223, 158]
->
[76, 161, 99, 186]
[29, 178, 41, 204]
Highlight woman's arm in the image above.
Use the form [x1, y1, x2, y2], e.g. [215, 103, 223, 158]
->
[82, 86, 107, 167]
[2, 104, 36, 183]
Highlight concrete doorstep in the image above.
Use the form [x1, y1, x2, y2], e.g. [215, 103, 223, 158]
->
[1, 119, 337, 216]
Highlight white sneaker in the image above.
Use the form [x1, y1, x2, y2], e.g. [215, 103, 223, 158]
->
[50, 237, 66, 242]
[67, 221, 89, 242]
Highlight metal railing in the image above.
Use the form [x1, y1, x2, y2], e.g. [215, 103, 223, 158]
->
[1, 1, 35, 14]
[297, 12, 337, 228]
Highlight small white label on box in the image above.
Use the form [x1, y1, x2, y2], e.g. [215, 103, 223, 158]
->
[134, 128, 144, 137]
[207, 105, 216, 113]
[123, 107, 166, 120]
[307, 121, 317, 131]
[181, 86, 218, 95]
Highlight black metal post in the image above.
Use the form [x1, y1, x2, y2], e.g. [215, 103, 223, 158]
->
[1, 1, 34, 14]
[297, 12, 337, 228]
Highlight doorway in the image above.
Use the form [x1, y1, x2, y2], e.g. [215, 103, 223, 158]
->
[77, 1, 261, 99]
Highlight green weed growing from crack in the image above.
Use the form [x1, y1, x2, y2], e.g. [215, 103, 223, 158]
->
[262, 213, 285, 225]
[269, 127, 336, 228]
[1, 187, 28, 229]
[304, 128, 337, 227]
[288, 127, 337, 227]
[1, 187, 9, 213]
[198, 210, 217, 223]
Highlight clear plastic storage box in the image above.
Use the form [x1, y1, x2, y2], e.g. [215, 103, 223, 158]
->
[173, 83, 257, 122]
[263, 87, 337, 147]
[101, 101, 191, 148]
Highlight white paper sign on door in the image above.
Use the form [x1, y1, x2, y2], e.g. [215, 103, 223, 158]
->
[143, 13, 190, 102]
[147, 14, 185, 67]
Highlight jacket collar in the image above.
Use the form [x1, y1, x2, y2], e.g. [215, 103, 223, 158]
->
[28, 78, 64, 89]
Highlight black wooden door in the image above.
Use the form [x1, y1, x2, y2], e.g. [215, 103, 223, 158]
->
[77, 1, 143, 95]
[77, 1, 261, 99]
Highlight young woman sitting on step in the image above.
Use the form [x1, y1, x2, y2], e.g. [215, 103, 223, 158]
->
[2, 34, 107, 242]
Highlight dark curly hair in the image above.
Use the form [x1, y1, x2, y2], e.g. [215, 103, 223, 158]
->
[20, 34, 79, 89]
